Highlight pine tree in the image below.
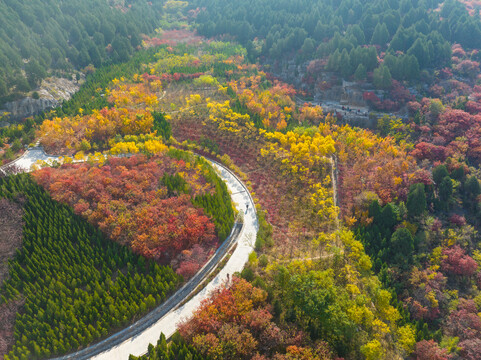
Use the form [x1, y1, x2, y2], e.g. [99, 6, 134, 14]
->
[340, 49, 353, 78]
[373, 65, 392, 89]
[354, 63, 367, 80]
[407, 183, 427, 218]
[371, 23, 390, 46]
[390, 227, 414, 267]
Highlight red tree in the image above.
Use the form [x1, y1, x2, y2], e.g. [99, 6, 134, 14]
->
[414, 340, 448, 360]
[441, 246, 478, 277]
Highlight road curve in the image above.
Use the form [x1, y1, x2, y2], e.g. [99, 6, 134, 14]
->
[0, 146, 61, 174]
[34, 157, 259, 359]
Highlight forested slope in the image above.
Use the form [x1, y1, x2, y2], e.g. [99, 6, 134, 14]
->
[0, 0, 164, 104]
[190, 0, 481, 81]
[0, 41, 239, 359]
[33, 151, 235, 277]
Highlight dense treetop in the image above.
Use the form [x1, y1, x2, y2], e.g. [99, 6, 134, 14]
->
[128, 333, 207, 360]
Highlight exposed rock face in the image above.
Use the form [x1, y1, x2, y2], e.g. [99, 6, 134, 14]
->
[1, 77, 81, 120]
[38, 77, 81, 102]
[3, 97, 59, 120]
[322, 84, 367, 107]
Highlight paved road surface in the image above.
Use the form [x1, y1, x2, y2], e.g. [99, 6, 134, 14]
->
[0, 146, 60, 173]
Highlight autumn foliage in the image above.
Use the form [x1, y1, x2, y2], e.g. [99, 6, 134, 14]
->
[39, 107, 155, 154]
[409, 98, 481, 164]
[229, 74, 297, 130]
[441, 245, 478, 277]
[178, 277, 333, 360]
[38, 76, 161, 154]
[32, 154, 221, 273]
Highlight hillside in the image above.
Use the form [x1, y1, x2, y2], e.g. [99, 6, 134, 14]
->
[0, 0, 167, 107]
[0, 36, 241, 359]
[1, 1, 481, 359]
[189, 0, 481, 115]
[0, 150, 234, 358]
[33, 151, 234, 273]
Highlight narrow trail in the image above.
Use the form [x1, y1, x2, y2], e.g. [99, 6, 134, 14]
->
[5, 148, 258, 360]
[330, 155, 340, 232]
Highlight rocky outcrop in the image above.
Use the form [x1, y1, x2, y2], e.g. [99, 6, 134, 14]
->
[321, 84, 367, 107]
[3, 97, 59, 120]
[1, 77, 81, 120]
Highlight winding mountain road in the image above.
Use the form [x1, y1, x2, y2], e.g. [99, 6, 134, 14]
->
[7, 148, 258, 359]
